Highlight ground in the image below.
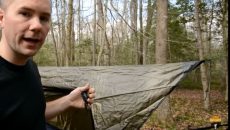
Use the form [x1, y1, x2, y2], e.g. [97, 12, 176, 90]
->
[140, 89, 228, 130]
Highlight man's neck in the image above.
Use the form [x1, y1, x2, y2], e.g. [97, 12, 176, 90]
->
[0, 42, 28, 65]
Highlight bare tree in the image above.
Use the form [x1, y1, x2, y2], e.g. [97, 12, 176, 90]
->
[155, 0, 172, 123]
[195, 0, 210, 109]
[61, 0, 67, 66]
[50, 0, 67, 66]
[221, 0, 228, 101]
[96, 0, 104, 66]
[121, 0, 129, 44]
[66, 0, 74, 66]
[143, 0, 154, 64]
[92, 0, 97, 66]
[96, 0, 111, 66]
[130, 0, 138, 64]
[139, 0, 143, 64]
[104, 0, 111, 66]
[50, 22, 60, 66]
[77, 0, 81, 45]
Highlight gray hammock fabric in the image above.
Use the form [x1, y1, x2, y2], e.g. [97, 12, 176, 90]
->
[39, 60, 204, 130]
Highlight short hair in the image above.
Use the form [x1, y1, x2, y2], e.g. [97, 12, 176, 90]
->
[0, 0, 52, 10]
[0, 0, 8, 9]
[0, 0, 3, 7]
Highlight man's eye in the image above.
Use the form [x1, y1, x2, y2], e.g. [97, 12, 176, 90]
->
[40, 16, 50, 23]
[20, 12, 31, 17]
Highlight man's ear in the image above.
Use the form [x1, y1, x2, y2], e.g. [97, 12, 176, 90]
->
[0, 8, 4, 29]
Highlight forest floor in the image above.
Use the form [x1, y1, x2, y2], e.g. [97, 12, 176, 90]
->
[140, 88, 228, 130]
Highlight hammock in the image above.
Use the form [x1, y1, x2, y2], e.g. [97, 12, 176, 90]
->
[39, 60, 204, 130]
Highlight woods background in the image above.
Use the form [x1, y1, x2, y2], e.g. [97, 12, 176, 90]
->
[32, 0, 228, 127]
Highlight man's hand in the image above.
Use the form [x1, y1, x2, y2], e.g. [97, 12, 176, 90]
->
[45, 83, 95, 120]
[67, 83, 95, 109]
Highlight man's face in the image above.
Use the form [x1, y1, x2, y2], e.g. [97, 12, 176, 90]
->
[0, 0, 51, 58]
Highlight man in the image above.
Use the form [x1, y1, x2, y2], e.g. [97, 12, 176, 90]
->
[0, 0, 95, 129]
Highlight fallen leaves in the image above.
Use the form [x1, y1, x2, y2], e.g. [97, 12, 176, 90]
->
[140, 89, 228, 130]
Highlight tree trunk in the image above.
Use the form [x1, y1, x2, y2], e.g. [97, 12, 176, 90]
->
[53, 0, 66, 66]
[50, 22, 60, 66]
[143, 0, 154, 64]
[71, 16, 75, 63]
[195, 0, 210, 110]
[121, 0, 128, 44]
[139, 0, 143, 64]
[53, 0, 61, 66]
[92, 0, 97, 66]
[61, 0, 67, 66]
[96, 0, 105, 66]
[77, 0, 81, 45]
[155, 0, 172, 124]
[222, 0, 228, 101]
[66, 0, 74, 66]
[130, 0, 138, 64]
[104, 0, 111, 66]
[155, 0, 168, 63]
[96, 0, 111, 66]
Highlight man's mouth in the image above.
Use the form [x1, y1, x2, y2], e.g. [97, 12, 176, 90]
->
[23, 37, 41, 44]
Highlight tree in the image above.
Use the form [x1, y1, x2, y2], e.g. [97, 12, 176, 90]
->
[92, 0, 97, 66]
[50, 21, 60, 66]
[130, 0, 138, 64]
[194, 0, 210, 109]
[60, 0, 67, 66]
[66, 0, 74, 66]
[221, 0, 228, 101]
[168, 2, 197, 62]
[143, 0, 155, 64]
[155, 0, 172, 124]
[50, 0, 67, 66]
[96, 0, 111, 66]
[139, 0, 143, 64]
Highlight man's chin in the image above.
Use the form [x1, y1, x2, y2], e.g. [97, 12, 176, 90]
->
[21, 50, 38, 58]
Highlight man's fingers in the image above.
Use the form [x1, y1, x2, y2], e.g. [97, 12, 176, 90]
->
[88, 87, 95, 94]
[79, 83, 90, 92]
[78, 83, 95, 104]
[87, 98, 94, 104]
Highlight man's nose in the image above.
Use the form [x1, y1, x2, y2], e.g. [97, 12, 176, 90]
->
[29, 17, 43, 32]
